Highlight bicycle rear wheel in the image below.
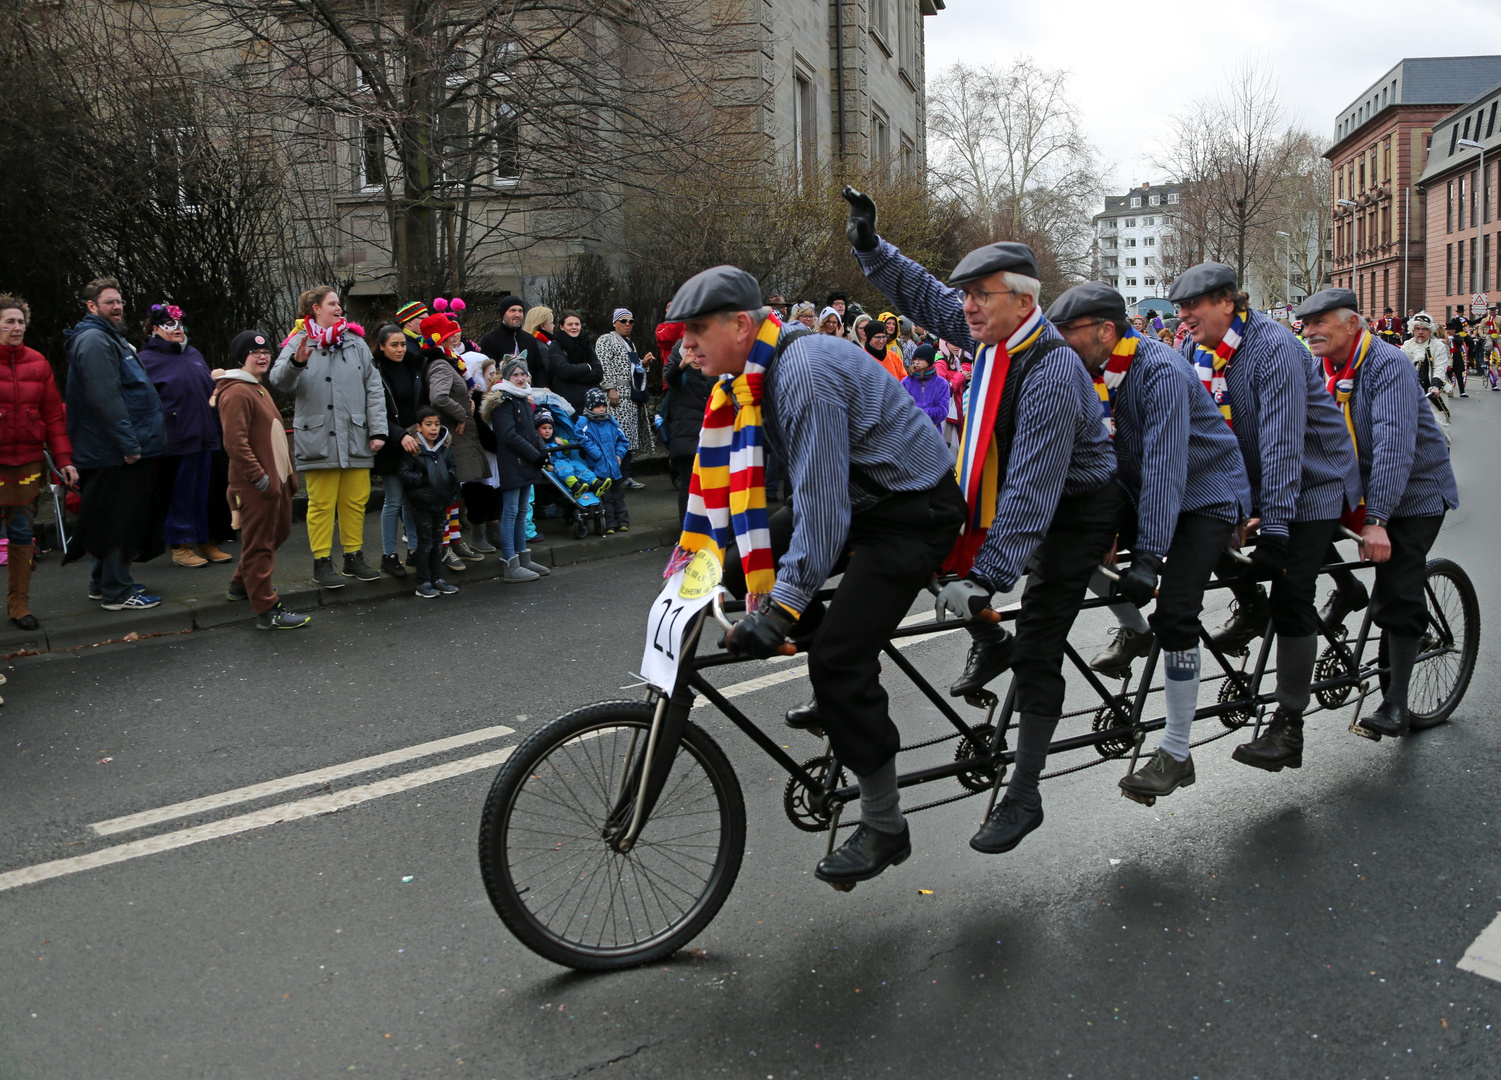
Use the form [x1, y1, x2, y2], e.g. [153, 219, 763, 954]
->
[478, 700, 746, 971]
[1378, 558, 1479, 728]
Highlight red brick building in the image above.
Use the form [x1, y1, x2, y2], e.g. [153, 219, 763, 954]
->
[1417, 82, 1501, 321]
[1327, 56, 1501, 318]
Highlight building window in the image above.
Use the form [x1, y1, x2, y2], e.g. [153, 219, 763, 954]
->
[151, 126, 201, 209]
[359, 124, 385, 190]
[1472, 169, 1480, 227]
[1143, 216, 1154, 226]
[1125, 278, 1137, 287]
[1127, 296, 1138, 305]
[1470, 236, 1477, 294]
[1337, 169, 1344, 200]
[870, 0, 890, 46]
[871, 106, 890, 168]
[1166, 192, 1179, 204]
[899, 135, 915, 175]
[493, 105, 520, 184]
[1459, 175, 1467, 230]
[1130, 196, 1142, 208]
[1485, 234, 1492, 292]
[1124, 238, 1136, 248]
[1125, 258, 1137, 267]
[1447, 181, 1454, 233]
[1149, 194, 1159, 206]
[793, 73, 816, 181]
[1489, 101, 1498, 139]
[1143, 256, 1154, 266]
[1450, 124, 1459, 156]
[896, 0, 916, 79]
[1144, 277, 1156, 286]
[1124, 218, 1137, 228]
[1144, 237, 1155, 246]
[1446, 243, 1453, 294]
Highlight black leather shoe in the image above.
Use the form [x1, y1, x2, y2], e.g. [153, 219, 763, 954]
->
[950, 629, 1015, 697]
[1208, 587, 1271, 654]
[969, 797, 1044, 854]
[1358, 700, 1410, 738]
[10, 613, 38, 631]
[785, 699, 823, 733]
[1231, 709, 1304, 771]
[1318, 585, 1369, 639]
[1089, 627, 1154, 675]
[814, 823, 911, 884]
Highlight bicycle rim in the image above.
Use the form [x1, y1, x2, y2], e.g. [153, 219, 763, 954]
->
[1407, 559, 1479, 724]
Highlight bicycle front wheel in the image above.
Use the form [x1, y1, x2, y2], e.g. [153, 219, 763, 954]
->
[1379, 558, 1480, 728]
[478, 700, 746, 971]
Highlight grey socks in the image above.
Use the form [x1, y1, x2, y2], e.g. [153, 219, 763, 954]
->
[858, 757, 905, 835]
[1006, 713, 1059, 810]
[1159, 647, 1200, 761]
[1274, 633, 1319, 714]
[1385, 634, 1420, 710]
[1089, 569, 1150, 633]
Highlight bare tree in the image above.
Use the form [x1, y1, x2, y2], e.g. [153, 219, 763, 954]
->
[927, 58, 1103, 290]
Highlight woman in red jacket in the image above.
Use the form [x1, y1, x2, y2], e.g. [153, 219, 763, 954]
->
[0, 296, 76, 630]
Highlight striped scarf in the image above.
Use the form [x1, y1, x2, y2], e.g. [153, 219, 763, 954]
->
[1093, 328, 1140, 437]
[1324, 329, 1372, 529]
[1192, 310, 1245, 427]
[305, 318, 348, 349]
[669, 315, 783, 605]
[944, 306, 1045, 574]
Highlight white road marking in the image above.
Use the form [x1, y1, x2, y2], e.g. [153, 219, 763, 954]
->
[1458, 912, 1501, 983]
[92, 724, 516, 836]
[1, 746, 515, 894]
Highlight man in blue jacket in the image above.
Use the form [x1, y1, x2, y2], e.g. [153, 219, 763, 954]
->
[1048, 282, 1251, 800]
[1170, 264, 1361, 773]
[63, 277, 167, 610]
[1295, 288, 1458, 737]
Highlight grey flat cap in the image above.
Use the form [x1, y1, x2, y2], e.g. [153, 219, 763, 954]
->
[1295, 287, 1359, 321]
[948, 242, 1039, 287]
[1045, 281, 1128, 327]
[1167, 262, 1237, 304]
[666, 265, 763, 322]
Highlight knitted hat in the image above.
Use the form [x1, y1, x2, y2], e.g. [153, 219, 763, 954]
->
[500, 357, 530, 381]
[499, 295, 526, 317]
[228, 330, 272, 368]
[395, 300, 427, 325]
[533, 408, 555, 428]
[612, 307, 634, 324]
[584, 387, 610, 411]
[912, 343, 937, 367]
[418, 313, 461, 344]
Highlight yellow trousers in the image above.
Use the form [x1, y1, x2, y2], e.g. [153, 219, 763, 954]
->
[303, 468, 370, 559]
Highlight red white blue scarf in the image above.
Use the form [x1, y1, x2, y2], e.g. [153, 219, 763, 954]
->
[1192, 310, 1245, 426]
[1093, 328, 1140, 436]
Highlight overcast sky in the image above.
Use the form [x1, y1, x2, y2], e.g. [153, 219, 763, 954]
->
[925, 0, 1501, 197]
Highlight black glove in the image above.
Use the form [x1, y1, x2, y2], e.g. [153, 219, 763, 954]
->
[1246, 533, 1289, 582]
[842, 185, 880, 253]
[723, 606, 797, 660]
[1114, 552, 1162, 607]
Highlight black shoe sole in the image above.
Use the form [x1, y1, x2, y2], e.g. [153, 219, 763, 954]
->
[1230, 747, 1302, 772]
[969, 809, 1044, 854]
[1119, 771, 1195, 798]
[814, 845, 911, 884]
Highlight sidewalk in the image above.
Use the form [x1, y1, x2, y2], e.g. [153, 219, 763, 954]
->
[4, 482, 684, 657]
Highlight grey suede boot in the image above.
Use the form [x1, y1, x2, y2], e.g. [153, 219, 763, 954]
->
[518, 550, 551, 576]
[503, 555, 539, 583]
[468, 525, 496, 554]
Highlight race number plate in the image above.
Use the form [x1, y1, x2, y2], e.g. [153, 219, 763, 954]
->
[640, 550, 724, 694]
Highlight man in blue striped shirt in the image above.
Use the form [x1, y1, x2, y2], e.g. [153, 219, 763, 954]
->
[669, 265, 967, 886]
[1169, 264, 1361, 773]
[1296, 288, 1458, 738]
[845, 187, 1117, 855]
[1047, 282, 1250, 801]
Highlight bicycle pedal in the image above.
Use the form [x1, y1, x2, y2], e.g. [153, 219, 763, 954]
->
[828, 881, 857, 893]
[1120, 789, 1156, 807]
[1348, 719, 1381, 742]
[964, 690, 999, 710]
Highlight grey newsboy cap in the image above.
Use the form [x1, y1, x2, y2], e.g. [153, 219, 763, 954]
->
[1167, 262, 1237, 304]
[948, 242, 1039, 287]
[665, 265, 764, 322]
[1295, 287, 1359, 321]
[1045, 281, 1128, 327]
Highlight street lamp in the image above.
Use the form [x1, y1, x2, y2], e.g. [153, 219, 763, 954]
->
[1458, 138, 1486, 315]
[1276, 229, 1292, 310]
[1338, 198, 1359, 307]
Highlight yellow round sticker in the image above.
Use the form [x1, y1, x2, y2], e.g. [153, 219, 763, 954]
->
[678, 548, 723, 600]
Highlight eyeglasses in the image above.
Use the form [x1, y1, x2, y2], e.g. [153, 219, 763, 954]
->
[246, 349, 272, 358]
[961, 288, 1017, 305]
[616, 318, 634, 325]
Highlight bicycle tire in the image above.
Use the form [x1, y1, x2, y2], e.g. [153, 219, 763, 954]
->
[1377, 558, 1479, 728]
[478, 700, 746, 971]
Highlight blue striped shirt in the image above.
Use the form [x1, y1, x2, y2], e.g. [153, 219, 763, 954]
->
[761, 327, 954, 613]
[1179, 311, 1360, 536]
[1114, 335, 1251, 556]
[1350, 336, 1458, 520]
[854, 239, 1115, 590]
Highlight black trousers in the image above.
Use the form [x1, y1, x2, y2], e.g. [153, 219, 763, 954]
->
[725, 477, 967, 777]
[1119, 511, 1237, 652]
[411, 504, 447, 584]
[1220, 518, 1338, 637]
[1011, 482, 1121, 718]
[670, 454, 695, 530]
[1371, 515, 1444, 636]
[600, 485, 628, 529]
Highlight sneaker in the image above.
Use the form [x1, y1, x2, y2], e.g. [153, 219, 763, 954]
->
[623, 477, 646, 490]
[313, 557, 345, 589]
[101, 593, 162, 611]
[616, 524, 629, 533]
[605, 528, 617, 535]
[414, 582, 440, 599]
[380, 553, 407, 578]
[452, 538, 484, 562]
[256, 603, 311, 630]
[226, 580, 249, 602]
[342, 551, 381, 581]
[434, 578, 459, 595]
[595, 478, 613, 494]
[442, 548, 466, 572]
[91, 583, 144, 601]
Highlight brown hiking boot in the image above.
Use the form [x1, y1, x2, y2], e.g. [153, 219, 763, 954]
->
[172, 545, 208, 568]
[197, 542, 234, 563]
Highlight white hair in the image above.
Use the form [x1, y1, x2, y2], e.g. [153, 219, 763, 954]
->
[1002, 271, 1041, 306]
[1330, 307, 1369, 331]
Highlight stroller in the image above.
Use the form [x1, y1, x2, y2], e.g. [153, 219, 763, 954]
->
[533, 409, 608, 540]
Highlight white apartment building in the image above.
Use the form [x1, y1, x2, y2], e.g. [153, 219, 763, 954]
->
[1091, 182, 1181, 315]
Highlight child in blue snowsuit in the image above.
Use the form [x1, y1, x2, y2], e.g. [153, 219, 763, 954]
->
[535, 409, 607, 496]
[575, 388, 630, 532]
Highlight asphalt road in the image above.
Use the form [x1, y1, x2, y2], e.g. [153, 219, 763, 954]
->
[4, 392, 1500, 1080]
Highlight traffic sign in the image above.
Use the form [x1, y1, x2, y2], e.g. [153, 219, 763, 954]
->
[1472, 292, 1489, 316]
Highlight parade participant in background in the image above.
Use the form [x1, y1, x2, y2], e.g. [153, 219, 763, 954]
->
[862, 324, 907, 380]
[594, 307, 652, 488]
[1048, 282, 1250, 801]
[817, 307, 843, 336]
[1170, 264, 1361, 774]
[1374, 307, 1405, 346]
[0, 296, 75, 630]
[1445, 310, 1471, 395]
[1296, 289, 1457, 737]
[217, 331, 309, 628]
[844, 186, 1117, 856]
[671, 265, 966, 884]
[271, 285, 387, 589]
[1480, 306, 1500, 390]
[1401, 313, 1452, 427]
[901, 343, 950, 431]
[63, 277, 168, 611]
[792, 302, 817, 330]
[138, 302, 227, 570]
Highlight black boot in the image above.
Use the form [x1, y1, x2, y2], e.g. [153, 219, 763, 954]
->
[785, 699, 823, 733]
[1318, 583, 1369, 639]
[1231, 709, 1304, 771]
[969, 797, 1044, 854]
[1359, 700, 1410, 738]
[814, 823, 911, 884]
[1089, 626, 1154, 675]
[950, 626, 1015, 697]
[1207, 587, 1271, 654]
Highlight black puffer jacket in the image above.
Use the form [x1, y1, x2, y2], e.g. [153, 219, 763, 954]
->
[550, 329, 604, 414]
[664, 344, 716, 459]
[372, 350, 425, 476]
[480, 383, 546, 490]
[397, 425, 458, 509]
